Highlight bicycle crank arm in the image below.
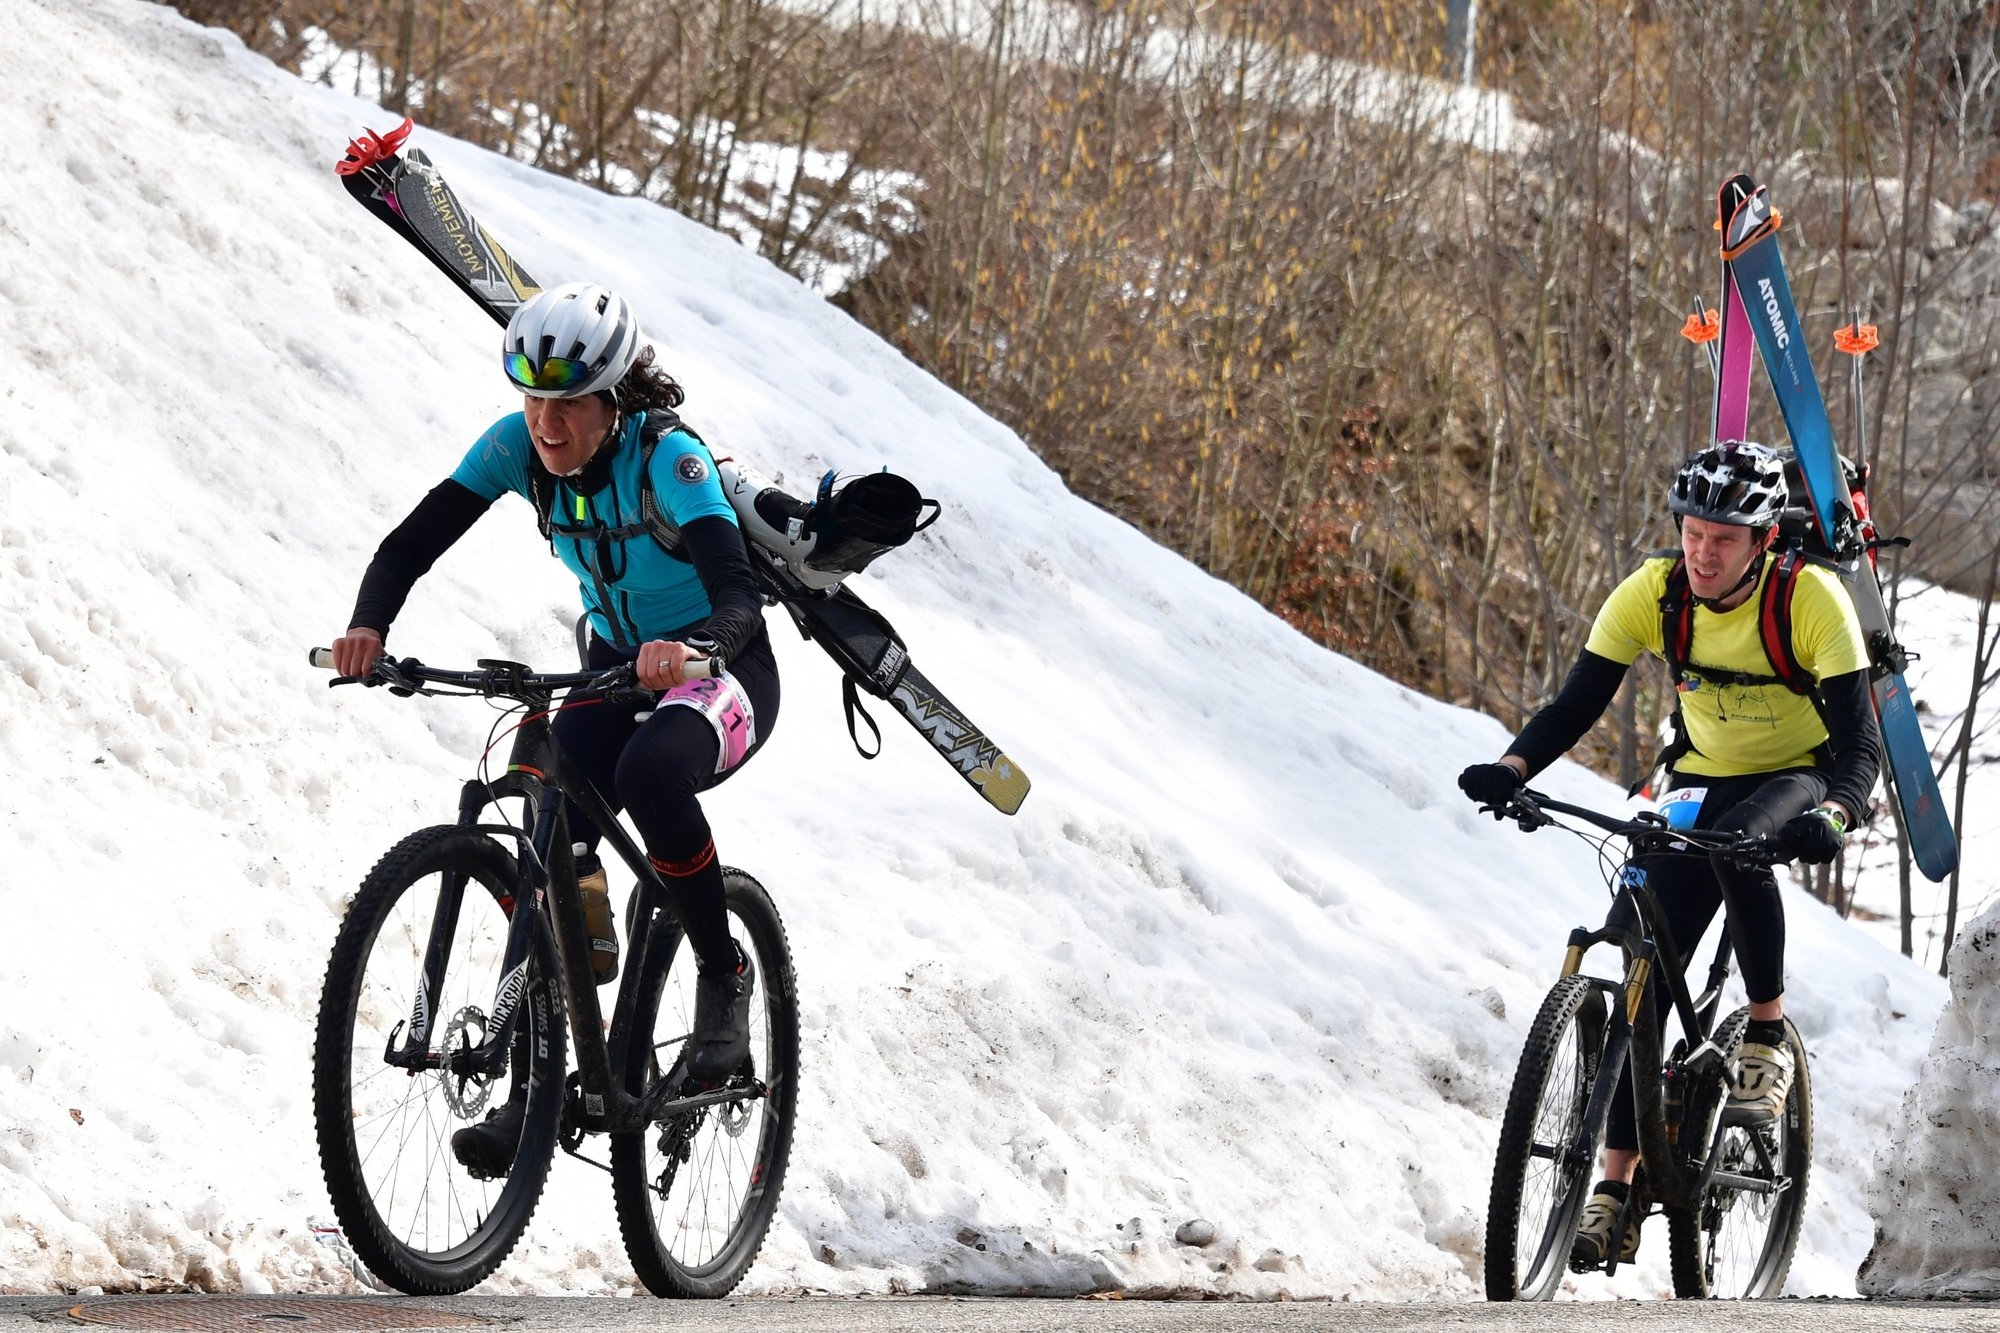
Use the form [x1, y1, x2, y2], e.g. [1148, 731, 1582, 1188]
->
[640, 1077, 770, 1123]
[1707, 1169, 1790, 1197]
[657, 1080, 768, 1118]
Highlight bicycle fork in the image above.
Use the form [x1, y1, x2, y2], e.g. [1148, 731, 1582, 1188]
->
[378, 778, 562, 1082]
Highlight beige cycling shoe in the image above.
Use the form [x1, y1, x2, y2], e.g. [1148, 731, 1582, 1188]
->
[1570, 1183, 1644, 1270]
[1724, 1039, 1795, 1126]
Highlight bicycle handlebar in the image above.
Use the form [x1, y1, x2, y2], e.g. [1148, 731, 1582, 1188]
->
[1491, 787, 1791, 867]
[307, 647, 716, 699]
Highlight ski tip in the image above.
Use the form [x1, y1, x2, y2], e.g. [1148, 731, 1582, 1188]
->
[1835, 322, 1880, 356]
[335, 116, 415, 177]
[1681, 309, 1720, 343]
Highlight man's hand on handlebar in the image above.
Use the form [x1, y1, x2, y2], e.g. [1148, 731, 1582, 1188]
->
[1458, 758, 1527, 809]
[1780, 809, 1846, 865]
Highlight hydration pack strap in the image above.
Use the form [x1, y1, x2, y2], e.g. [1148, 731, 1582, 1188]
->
[528, 411, 689, 557]
[1639, 547, 1828, 789]
[1659, 549, 1815, 698]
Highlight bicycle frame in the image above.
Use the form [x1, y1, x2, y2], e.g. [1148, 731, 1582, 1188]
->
[1555, 856, 1741, 1218]
[376, 669, 755, 1135]
[1481, 786, 1808, 1296]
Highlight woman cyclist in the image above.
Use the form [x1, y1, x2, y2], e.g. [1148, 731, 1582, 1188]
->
[328, 281, 777, 1173]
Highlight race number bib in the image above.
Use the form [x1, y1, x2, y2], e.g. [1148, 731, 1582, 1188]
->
[1658, 786, 1708, 831]
[654, 671, 757, 775]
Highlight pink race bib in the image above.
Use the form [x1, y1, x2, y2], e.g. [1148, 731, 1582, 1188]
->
[653, 671, 757, 774]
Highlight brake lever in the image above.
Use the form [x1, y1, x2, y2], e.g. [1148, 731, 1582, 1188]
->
[379, 655, 424, 697]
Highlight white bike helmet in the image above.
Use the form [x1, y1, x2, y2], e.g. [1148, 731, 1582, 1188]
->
[501, 282, 643, 398]
[1668, 441, 1788, 529]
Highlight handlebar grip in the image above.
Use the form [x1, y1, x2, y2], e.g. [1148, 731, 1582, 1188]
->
[683, 656, 717, 680]
[310, 647, 336, 670]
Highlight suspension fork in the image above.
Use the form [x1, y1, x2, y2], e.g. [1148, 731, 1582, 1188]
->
[430, 777, 565, 1080]
[374, 776, 521, 1071]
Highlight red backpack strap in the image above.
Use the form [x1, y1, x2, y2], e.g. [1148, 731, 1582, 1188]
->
[1756, 549, 1814, 695]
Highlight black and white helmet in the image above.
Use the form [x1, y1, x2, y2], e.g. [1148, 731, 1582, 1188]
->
[501, 282, 643, 398]
[1668, 441, 1788, 529]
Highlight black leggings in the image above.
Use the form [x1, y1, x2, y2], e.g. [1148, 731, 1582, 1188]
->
[552, 631, 780, 970]
[1603, 766, 1825, 1152]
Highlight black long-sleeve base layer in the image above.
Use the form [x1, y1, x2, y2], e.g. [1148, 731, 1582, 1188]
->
[1506, 649, 1880, 819]
[347, 478, 767, 664]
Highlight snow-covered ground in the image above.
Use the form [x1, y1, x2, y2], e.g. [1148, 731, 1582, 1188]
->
[1858, 896, 2000, 1297]
[0, 0, 1982, 1300]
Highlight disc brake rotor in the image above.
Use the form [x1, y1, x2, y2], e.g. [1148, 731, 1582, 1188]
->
[439, 1005, 494, 1118]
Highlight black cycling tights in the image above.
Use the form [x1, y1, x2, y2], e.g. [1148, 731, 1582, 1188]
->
[553, 634, 780, 972]
[1603, 766, 1826, 1153]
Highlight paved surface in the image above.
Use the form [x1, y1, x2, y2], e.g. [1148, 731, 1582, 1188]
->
[4, 1296, 2000, 1332]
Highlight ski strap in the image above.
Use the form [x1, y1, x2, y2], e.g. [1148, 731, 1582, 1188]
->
[841, 676, 883, 759]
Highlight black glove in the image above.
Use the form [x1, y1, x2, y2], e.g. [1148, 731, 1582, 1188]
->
[1781, 809, 1846, 865]
[1458, 762, 1525, 807]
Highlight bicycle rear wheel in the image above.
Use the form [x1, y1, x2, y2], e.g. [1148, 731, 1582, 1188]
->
[313, 826, 568, 1293]
[610, 868, 799, 1297]
[1669, 1010, 1812, 1298]
[1485, 975, 1607, 1301]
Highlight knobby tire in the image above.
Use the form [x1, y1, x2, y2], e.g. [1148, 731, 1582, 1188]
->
[610, 868, 799, 1297]
[1668, 1010, 1812, 1298]
[1485, 975, 1607, 1301]
[313, 826, 568, 1293]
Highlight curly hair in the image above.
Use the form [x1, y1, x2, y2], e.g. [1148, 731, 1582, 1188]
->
[602, 344, 684, 415]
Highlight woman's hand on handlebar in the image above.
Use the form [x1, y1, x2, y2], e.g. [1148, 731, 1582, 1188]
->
[331, 627, 386, 679]
[636, 638, 704, 690]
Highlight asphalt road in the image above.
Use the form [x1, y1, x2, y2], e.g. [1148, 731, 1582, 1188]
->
[3, 1296, 1999, 1332]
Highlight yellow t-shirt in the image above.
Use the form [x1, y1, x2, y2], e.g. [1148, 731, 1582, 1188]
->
[1585, 554, 1869, 777]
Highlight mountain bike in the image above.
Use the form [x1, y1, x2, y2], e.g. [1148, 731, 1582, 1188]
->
[307, 649, 797, 1297]
[1480, 789, 1812, 1301]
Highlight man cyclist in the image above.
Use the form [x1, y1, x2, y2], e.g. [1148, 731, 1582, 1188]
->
[328, 282, 777, 1175]
[1457, 441, 1881, 1269]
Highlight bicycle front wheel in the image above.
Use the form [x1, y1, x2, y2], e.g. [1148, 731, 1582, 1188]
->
[312, 825, 568, 1293]
[611, 868, 799, 1298]
[1485, 974, 1607, 1301]
[1669, 1010, 1812, 1298]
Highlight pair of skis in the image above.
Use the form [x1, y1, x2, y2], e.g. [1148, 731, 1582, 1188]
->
[336, 120, 1029, 816]
[1684, 172, 1957, 881]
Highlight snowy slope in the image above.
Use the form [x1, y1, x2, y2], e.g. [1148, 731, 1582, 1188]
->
[0, 0, 1961, 1299]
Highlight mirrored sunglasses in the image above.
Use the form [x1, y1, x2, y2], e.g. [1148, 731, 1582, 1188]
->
[504, 351, 594, 392]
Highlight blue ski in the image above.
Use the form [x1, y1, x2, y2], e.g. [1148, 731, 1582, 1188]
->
[1721, 178, 1958, 881]
[1721, 189, 1851, 549]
